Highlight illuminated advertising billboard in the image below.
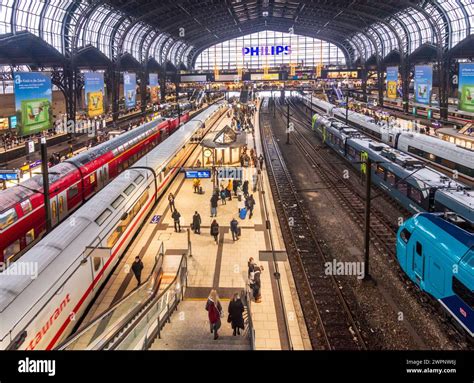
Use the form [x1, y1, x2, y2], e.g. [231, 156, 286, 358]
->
[414, 65, 433, 105]
[386, 66, 398, 99]
[325, 70, 359, 79]
[458, 62, 474, 113]
[242, 45, 291, 56]
[149, 73, 160, 104]
[13, 72, 53, 137]
[124, 72, 137, 110]
[250, 73, 279, 81]
[180, 75, 208, 82]
[84, 72, 105, 117]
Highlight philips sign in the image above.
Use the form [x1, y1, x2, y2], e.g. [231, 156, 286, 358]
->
[243, 45, 291, 56]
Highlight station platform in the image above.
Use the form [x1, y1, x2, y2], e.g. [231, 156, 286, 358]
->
[80, 104, 311, 350]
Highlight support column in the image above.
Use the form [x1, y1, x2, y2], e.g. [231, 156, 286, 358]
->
[63, 62, 76, 136]
[401, 57, 410, 114]
[111, 66, 120, 123]
[140, 69, 148, 115]
[439, 54, 450, 121]
[377, 63, 384, 108]
[361, 68, 368, 103]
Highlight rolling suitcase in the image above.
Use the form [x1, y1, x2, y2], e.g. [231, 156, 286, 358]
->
[239, 208, 247, 220]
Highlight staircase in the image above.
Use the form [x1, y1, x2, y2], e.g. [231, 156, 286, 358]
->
[149, 300, 252, 350]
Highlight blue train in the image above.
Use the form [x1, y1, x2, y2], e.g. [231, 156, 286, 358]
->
[311, 112, 474, 224]
[397, 213, 474, 337]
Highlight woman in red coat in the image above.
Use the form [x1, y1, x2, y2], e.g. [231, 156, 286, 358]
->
[205, 289, 223, 340]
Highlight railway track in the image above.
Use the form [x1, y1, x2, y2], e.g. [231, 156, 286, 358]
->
[259, 98, 367, 351]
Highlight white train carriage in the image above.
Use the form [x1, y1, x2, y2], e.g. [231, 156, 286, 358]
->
[0, 103, 226, 351]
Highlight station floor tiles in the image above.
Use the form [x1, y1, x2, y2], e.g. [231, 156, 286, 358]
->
[82, 111, 311, 350]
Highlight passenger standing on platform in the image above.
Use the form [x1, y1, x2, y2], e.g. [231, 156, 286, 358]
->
[220, 187, 227, 205]
[172, 209, 181, 232]
[233, 179, 239, 196]
[226, 180, 233, 200]
[210, 193, 219, 217]
[230, 218, 239, 241]
[228, 293, 245, 336]
[210, 220, 220, 244]
[206, 290, 223, 340]
[242, 180, 249, 198]
[168, 193, 176, 212]
[251, 266, 263, 303]
[258, 154, 264, 170]
[238, 195, 246, 215]
[246, 194, 256, 219]
[131, 256, 144, 286]
[248, 257, 257, 277]
[193, 178, 201, 193]
[192, 211, 201, 234]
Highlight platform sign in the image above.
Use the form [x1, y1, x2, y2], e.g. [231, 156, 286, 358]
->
[0, 170, 19, 181]
[458, 63, 474, 113]
[185, 169, 212, 179]
[149, 73, 160, 104]
[124, 72, 137, 110]
[151, 215, 161, 224]
[386, 66, 398, 99]
[84, 72, 105, 118]
[13, 72, 53, 137]
[414, 65, 433, 105]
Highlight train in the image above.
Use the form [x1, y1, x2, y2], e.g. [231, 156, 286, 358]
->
[0, 102, 227, 351]
[0, 113, 191, 264]
[397, 213, 474, 337]
[302, 95, 474, 182]
[311, 112, 474, 224]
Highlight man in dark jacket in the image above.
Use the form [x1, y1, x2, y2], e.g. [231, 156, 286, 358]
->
[242, 180, 249, 198]
[210, 194, 219, 217]
[131, 256, 144, 286]
[230, 218, 239, 241]
[192, 211, 201, 234]
[172, 209, 181, 232]
[228, 293, 245, 336]
[246, 194, 255, 219]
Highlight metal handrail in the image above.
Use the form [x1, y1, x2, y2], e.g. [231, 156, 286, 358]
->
[241, 288, 256, 351]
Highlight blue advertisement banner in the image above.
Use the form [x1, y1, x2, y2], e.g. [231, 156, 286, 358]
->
[124, 72, 137, 110]
[13, 72, 53, 137]
[458, 63, 474, 113]
[185, 169, 212, 179]
[414, 65, 433, 105]
[84, 72, 105, 117]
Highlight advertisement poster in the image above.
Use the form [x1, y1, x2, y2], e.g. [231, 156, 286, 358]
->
[13, 72, 53, 137]
[149, 73, 160, 104]
[414, 65, 433, 105]
[386, 66, 398, 99]
[458, 62, 474, 113]
[124, 72, 137, 110]
[84, 72, 105, 117]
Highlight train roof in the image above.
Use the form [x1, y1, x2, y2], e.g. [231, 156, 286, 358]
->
[67, 117, 167, 167]
[0, 104, 223, 341]
[435, 188, 474, 224]
[348, 137, 467, 190]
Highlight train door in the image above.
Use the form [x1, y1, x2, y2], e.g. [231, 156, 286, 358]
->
[50, 190, 68, 226]
[98, 165, 109, 189]
[413, 241, 425, 283]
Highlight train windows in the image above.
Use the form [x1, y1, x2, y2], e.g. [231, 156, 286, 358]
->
[124, 184, 136, 196]
[375, 165, 385, 178]
[400, 229, 412, 244]
[95, 209, 112, 226]
[452, 276, 474, 311]
[112, 195, 125, 209]
[25, 229, 35, 246]
[134, 175, 144, 185]
[398, 181, 408, 196]
[347, 146, 356, 159]
[408, 187, 422, 204]
[386, 171, 396, 186]
[93, 257, 102, 272]
[68, 185, 79, 199]
[461, 249, 474, 269]
[20, 200, 32, 215]
[0, 208, 18, 230]
[4, 240, 20, 261]
[416, 242, 422, 256]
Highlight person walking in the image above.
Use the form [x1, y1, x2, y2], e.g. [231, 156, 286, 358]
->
[228, 293, 245, 336]
[168, 193, 176, 212]
[248, 257, 257, 278]
[251, 266, 263, 303]
[230, 218, 239, 241]
[193, 178, 201, 193]
[210, 220, 220, 244]
[192, 211, 201, 234]
[220, 187, 227, 205]
[242, 180, 249, 198]
[247, 194, 256, 219]
[232, 179, 239, 197]
[131, 256, 144, 286]
[172, 209, 181, 232]
[226, 179, 233, 201]
[210, 193, 219, 217]
[205, 290, 223, 340]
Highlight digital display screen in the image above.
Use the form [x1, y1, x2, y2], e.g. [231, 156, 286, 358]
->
[0, 172, 19, 181]
[185, 169, 212, 179]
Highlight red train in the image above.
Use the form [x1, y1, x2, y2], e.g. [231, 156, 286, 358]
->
[0, 113, 190, 263]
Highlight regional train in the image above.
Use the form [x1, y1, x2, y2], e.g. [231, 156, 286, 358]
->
[302, 95, 474, 182]
[0, 113, 191, 263]
[311, 113, 474, 224]
[0, 102, 227, 351]
[397, 213, 474, 337]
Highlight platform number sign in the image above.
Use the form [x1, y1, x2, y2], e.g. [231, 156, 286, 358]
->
[287, 122, 295, 134]
[151, 215, 161, 224]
